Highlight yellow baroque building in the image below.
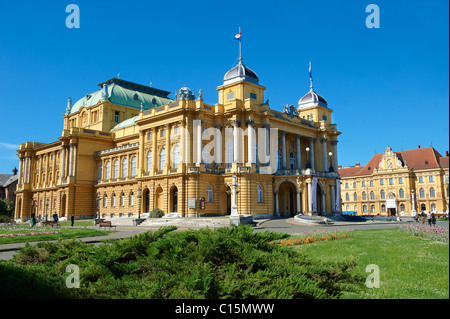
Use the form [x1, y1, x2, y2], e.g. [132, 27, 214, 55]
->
[338, 146, 449, 216]
[15, 58, 342, 221]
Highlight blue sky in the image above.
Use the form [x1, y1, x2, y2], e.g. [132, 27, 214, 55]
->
[0, 0, 448, 173]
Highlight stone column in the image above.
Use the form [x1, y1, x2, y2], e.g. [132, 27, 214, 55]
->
[247, 120, 255, 165]
[330, 185, 336, 213]
[18, 156, 24, 185]
[165, 124, 170, 169]
[24, 155, 30, 184]
[152, 128, 157, 172]
[307, 182, 312, 213]
[321, 138, 328, 172]
[196, 120, 202, 165]
[296, 190, 301, 214]
[68, 144, 74, 177]
[281, 131, 286, 169]
[232, 120, 240, 164]
[213, 124, 222, 166]
[274, 191, 279, 216]
[332, 140, 338, 172]
[309, 138, 316, 170]
[296, 135, 301, 170]
[60, 145, 66, 179]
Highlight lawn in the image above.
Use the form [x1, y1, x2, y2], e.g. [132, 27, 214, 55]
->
[0, 225, 111, 244]
[297, 228, 449, 299]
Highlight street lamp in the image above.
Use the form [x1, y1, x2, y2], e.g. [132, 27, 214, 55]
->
[96, 192, 101, 219]
[328, 151, 334, 172]
[305, 147, 311, 169]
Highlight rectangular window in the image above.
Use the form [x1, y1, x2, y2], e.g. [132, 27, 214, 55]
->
[250, 93, 257, 100]
[419, 176, 423, 183]
[370, 180, 374, 186]
[429, 175, 434, 182]
[389, 178, 394, 185]
[160, 129, 165, 138]
[399, 177, 403, 184]
[380, 179, 384, 185]
[322, 115, 327, 121]
[227, 92, 235, 100]
[114, 111, 120, 123]
[148, 132, 152, 140]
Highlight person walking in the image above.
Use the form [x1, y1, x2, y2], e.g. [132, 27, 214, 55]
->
[431, 213, 436, 227]
[427, 213, 432, 227]
[71, 214, 75, 227]
[30, 214, 36, 227]
[53, 212, 59, 226]
[420, 211, 426, 224]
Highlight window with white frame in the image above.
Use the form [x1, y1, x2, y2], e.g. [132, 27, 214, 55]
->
[131, 156, 137, 176]
[257, 185, 263, 203]
[207, 185, 213, 203]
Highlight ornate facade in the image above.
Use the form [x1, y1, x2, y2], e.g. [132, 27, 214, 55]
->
[339, 146, 449, 216]
[15, 58, 341, 221]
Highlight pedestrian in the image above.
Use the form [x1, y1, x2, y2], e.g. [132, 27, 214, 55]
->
[420, 211, 426, 224]
[31, 214, 36, 227]
[431, 213, 436, 227]
[53, 212, 59, 226]
[71, 214, 75, 227]
[427, 213, 432, 227]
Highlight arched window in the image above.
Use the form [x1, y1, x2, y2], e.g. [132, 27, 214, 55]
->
[122, 157, 128, 177]
[113, 160, 119, 179]
[381, 204, 386, 212]
[257, 185, 263, 203]
[430, 187, 435, 198]
[380, 190, 385, 199]
[173, 145, 180, 169]
[354, 192, 357, 201]
[431, 203, 436, 211]
[202, 146, 210, 168]
[159, 148, 166, 170]
[419, 188, 425, 198]
[98, 162, 102, 180]
[363, 205, 367, 213]
[370, 191, 375, 200]
[206, 185, 213, 203]
[371, 205, 375, 213]
[400, 204, 405, 212]
[346, 205, 350, 211]
[362, 191, 367, 200]
[120, 193, 125, 206]
[147, 151, 152, 172]
[103, 194, 107, 207]
[345, 193, 350, 201]
[112, 193, 116, 207]
[131, 156, 137, 176]
[129, 192, 134, 206]
[289, 152, 296, 170]
[106, 161, 111, 179]
[399, 188, 405, 198]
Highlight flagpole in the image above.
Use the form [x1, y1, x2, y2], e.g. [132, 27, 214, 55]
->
[239, 26, 242, 62]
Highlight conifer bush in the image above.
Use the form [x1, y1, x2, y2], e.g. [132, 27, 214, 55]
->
[0, 225, 361, 299]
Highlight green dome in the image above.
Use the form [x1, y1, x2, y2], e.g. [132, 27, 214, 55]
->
[69, 78, 173, 114]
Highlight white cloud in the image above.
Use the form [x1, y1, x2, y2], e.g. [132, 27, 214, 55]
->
[0, 142, 20, 150]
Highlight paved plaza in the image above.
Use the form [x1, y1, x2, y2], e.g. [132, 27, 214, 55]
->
[0, 217, 448, 261]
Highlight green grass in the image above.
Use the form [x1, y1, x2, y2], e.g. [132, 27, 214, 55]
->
[297, 228, 449, 299]
[0, 226, 111, 244]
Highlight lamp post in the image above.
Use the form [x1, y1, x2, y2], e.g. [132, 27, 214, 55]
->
[137, 187, 142, 219]
[328, 151, 334, 172]
[305, 147, 311, 169]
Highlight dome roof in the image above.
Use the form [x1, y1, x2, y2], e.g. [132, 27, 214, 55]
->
[223, 61, 259, 85]
[175, 85, 195, 101]
[297, 88, 328, 109]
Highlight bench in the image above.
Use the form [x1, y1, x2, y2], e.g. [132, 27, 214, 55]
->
[43, 220, 60, 227]
[99, 221, 117, 231]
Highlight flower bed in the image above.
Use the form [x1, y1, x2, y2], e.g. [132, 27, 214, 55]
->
[398, 224, 449, 242]
[0, 231, 61, 238]
[271, 231, 353, 247]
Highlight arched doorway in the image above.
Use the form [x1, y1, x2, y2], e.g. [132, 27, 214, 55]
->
[420, 203, 426, 211]
[155, 187, 163, 211]
[143, 188, 150, 213]
[278, 181, 297, 217]
[170, 186, 178, 213]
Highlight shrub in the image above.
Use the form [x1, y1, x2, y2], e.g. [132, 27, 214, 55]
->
[1, 225, 362, 299]
[149, 208, 164, 218]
